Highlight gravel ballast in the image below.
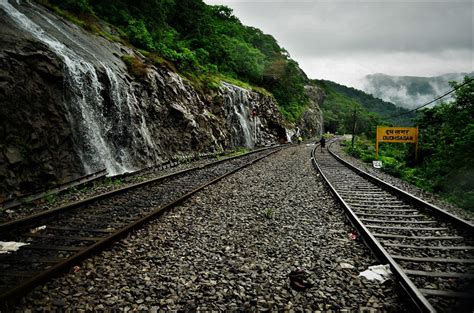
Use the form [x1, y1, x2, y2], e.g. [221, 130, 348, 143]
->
[0, 151, 255, 224]
[15, 144, 407, 311]
[331, 140, 473, 223]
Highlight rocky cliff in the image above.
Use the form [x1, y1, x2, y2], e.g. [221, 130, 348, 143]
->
[297, 85, 325, 139]
[0, 0, 287, 198]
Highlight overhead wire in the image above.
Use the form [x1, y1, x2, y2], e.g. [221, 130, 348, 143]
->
[384, 77, 473, 119]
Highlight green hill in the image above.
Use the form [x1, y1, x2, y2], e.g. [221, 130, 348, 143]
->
[312, 79, 417, 136]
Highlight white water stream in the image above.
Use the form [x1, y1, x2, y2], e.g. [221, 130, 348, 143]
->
[1, 0, 265, 175]
[222, 83, 257, 148]
[0, 0, 160, 174]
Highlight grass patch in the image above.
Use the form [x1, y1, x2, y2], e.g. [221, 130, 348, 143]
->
[216, 147, 250, 160]
[121, 55, 148, 79]
[228, 147, 250, 157]
[219, 75, 272, 97]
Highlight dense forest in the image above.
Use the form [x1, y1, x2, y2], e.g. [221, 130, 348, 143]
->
[415, 77, 473, 209]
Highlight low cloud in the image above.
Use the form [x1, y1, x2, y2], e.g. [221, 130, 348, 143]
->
[361, 72, 471, 109]
[295, 50, 472, 88]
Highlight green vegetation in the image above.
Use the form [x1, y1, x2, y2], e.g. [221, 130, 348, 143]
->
[312, 79, 417, 136]
[227, 147, 250, 158]
[316, 80, 418, 125]
[44, 193, 58, 205]
[343, 77, 474, 210]
[104, 177, 123, 187]
[34, 1, 473, 211]
[415, 77, 474, 209]
[344, 138, 415, 179]
[39, 0, 309, 122]
[121, 55, 148, 79]
[263, 207, 275, 219]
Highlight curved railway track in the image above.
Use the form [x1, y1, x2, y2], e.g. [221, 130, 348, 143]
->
[0, 146, 282, 309]
[312, 139, 474, 312]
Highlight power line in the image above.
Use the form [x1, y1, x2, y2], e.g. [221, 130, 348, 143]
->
[385, 77, 473, 119]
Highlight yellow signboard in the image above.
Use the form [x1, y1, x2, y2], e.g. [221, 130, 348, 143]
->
[376, 126, 418, 143]
[376, 126, 419, 160]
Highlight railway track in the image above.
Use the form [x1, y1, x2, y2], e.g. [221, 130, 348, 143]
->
[0, 146, 282, 309]
[312, 139, 474, 312]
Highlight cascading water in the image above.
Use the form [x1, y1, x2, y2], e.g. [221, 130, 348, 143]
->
[221, 82, 257, 148]
[286, 130, 293, 143]
[0, 0, 160, 175]
[0, 0, 289, 198]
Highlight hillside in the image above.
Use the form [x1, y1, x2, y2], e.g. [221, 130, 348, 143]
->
[312, 79, 417, 135]
[362, 72, 474, 109]
[35, 0, 419, 135]
[38, 0, 310, 122]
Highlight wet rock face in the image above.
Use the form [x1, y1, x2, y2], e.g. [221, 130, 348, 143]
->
[298, 85, 325, 139]
[220, 83, 286, 148]
[0, 24, 83, 197]
[0, 1, 286, 198]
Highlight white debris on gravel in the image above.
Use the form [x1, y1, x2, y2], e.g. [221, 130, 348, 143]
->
[339, 262, 355, 269]
[0, 241, 29, 254]
[359, 265, 392, 283]
[30, 225, 47, 233]
[16, 145, 407, 311]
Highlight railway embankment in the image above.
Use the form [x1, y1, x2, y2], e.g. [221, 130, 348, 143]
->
[14, 145, 406, 311]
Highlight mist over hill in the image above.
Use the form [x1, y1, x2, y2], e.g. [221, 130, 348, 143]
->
[361, 72, 473, 109]
[312, 79, 417, 134]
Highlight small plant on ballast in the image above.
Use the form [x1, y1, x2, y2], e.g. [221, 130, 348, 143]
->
[263, 207, 275, 219]
[44, 193, 58, 205]
[104, 177, 122, 187]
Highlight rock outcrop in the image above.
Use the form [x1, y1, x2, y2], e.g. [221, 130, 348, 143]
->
[297, 85, 325, 139]
[0, 1, 287, 198]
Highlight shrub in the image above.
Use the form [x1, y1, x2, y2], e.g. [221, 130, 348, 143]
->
[127, 19, 155, 51]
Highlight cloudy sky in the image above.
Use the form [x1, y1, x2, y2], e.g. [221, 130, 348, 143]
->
[203, 0, 473, 88]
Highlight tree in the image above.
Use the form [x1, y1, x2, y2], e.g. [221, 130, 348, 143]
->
[415, 77, 474, 208]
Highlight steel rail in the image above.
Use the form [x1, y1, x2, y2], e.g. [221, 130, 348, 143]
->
[327, 142, 473, 234]
[0, 145, 279, 233]
[0, 147, 282, 309]
[311, 139, 436, 312]
[0, 169, 107, 210]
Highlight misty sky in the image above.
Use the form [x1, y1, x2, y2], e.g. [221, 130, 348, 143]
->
[203, 0, 473, 88]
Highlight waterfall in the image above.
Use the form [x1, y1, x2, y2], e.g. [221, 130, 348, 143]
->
[221, 83, 257, 148]
[0, 0, 160, 175]
[286, 130, 292, 143]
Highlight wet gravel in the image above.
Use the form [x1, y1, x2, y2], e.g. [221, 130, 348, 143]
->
[14, 144, 407, 312]
[331, 141, 474, 223]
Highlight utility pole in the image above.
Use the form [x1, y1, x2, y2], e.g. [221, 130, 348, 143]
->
[351, 107, 357, 148]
